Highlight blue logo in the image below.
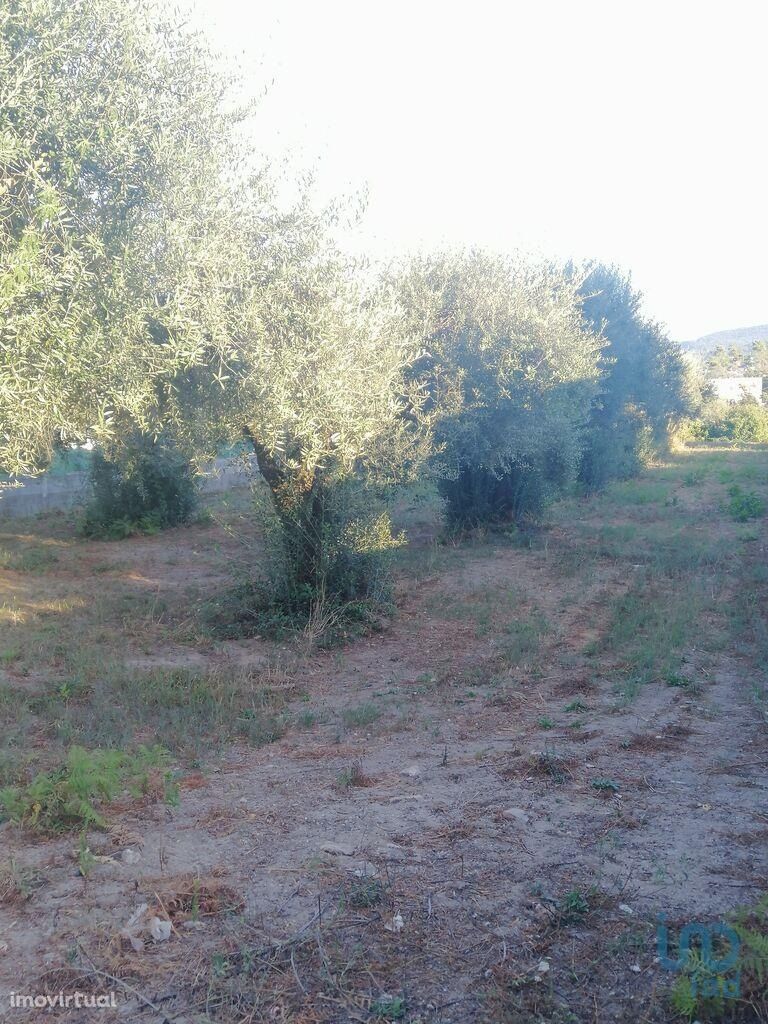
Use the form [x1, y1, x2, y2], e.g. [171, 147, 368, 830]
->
[656, 914, 741, 998]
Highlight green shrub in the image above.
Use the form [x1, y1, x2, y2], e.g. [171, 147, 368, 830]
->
[80, 433, 197, 539]
[393, 251, 601, 530]
[682, 399, 768, 444]
[727, 484, 765, 522]
[208, 478, 402, 642]
[0, 745, 173, 831]
[721, 403, 768, 442]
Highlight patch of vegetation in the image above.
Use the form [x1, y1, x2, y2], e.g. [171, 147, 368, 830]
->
[591, 778, 620, 793]
[335, 760, 372, 789]
[0, 745, 173, 832]
[726, 484, 765, 522]
[0, 544, 60, 572]
[345, 877, 386, 909]
[0, 860, 44, 903]
[498, 613, 550, 667]
[587, 577, 707, 695]
[370, 995, 406, 1020]
[80, 435, 198, 539]
[669, 893, 768, 1022]
[342, 703, 382, 730]
[564, 697, 587, 712]
[5, 664, 298, 764]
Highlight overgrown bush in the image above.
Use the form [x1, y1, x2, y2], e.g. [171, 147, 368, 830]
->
[80, 434, 198, 538]
[209, 478, 403, 642]
[683, 399, 768, 444]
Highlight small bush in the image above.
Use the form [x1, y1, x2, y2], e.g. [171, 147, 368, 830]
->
[0, 745, 173, 831]
[80, 433, 197, 539]
[209, 478, 401, 643]
[727, 484, 765, 522]
[682, 399, 768, 444]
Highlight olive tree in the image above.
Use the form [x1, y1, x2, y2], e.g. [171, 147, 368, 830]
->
[169, 201, 432, 626]
[576, 264, 694, 489]
[0, 0, 247, 474]
[390, 251, 603, 529]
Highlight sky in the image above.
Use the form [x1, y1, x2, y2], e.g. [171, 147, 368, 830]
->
[175, 0, 767, 341]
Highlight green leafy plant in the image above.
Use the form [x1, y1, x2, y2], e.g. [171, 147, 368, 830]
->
[726, 484, 765, 522]
[370, 995, 406, 1020]
[591, 778, 620, 793]
[0, 745, 173, 831]
[81, 434, 197, 538]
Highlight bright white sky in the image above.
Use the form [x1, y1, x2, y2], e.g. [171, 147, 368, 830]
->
[177, 0, 766, 341]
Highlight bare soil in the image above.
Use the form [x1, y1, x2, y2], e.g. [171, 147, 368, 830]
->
[0, 446, 766, 1023]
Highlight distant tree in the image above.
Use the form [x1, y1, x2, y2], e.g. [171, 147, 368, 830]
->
[749, 340, 768, 377]
[576, 264, 694, 489]
[390, 251, 602, 528]
[707, 345, 747, 377]
[0, 0, 248, 474]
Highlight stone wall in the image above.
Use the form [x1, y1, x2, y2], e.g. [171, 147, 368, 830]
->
[0, 458, 252, 519]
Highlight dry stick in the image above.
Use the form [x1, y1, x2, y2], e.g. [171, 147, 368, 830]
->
[152, 889, 183, 940]
[58, 965, 168, 1021]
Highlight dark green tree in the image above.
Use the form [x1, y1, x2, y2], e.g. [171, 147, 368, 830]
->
[577, 264, 693, 490]
[392, 251, 602, 528]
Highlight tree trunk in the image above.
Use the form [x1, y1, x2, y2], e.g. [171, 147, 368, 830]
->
[246, 430, 326, 597]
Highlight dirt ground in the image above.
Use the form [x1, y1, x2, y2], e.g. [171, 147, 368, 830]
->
[0, 444, 766, 1023]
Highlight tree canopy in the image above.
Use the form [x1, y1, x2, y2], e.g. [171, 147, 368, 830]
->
[0, 0, 246, 472]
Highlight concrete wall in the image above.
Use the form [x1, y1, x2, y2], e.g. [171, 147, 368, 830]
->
[0, 458, 253, 519]
[709, 377, 763, 403]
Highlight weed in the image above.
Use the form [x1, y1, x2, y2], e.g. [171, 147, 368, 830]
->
[342, 703, 381, 729]
[0, 860, 43, 903]
[564, 697, 587, 712]
[682, 468, 707, 486]
[726, 484, 765, 522]
[557, 888, 591, 923]
[370, 995, 406, 1019]
[0, 545, 59, 572]
[537, 716, 554, 729]
[77, 834, 97, 877]
[530, 748, 571, 784]
[346, 877, 386, 908]
[31, 664, 298, 758]
[0, 745, 173, 831]
[498, 613, 549, 667]
[335, 760, 372, 790]
[591, 778, 620, 794]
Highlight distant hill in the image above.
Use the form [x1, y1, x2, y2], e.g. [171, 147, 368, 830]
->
[682, 324, 768, 355]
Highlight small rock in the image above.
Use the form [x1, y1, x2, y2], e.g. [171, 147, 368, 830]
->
[320, 841, 355, 857]
[537, 959, 550, 974]
[352, 861, 379, 877]
[149, 917, 172, 942]
[384, 912, 404, 933]
[629, 964, 641, 973]
[501, 807, 529, 825]
[401, 765, 421, 777]
[376, 845, 409, 862]
[121, 848, 142, 866]
[618, 903, 634, 915]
